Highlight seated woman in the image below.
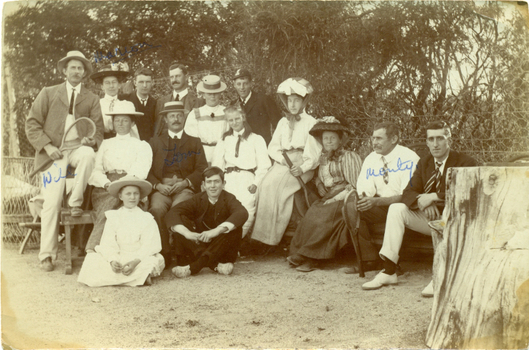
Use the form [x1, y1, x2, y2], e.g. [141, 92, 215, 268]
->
[251, 78, 321, 247]
[288, 117, 362, 272]
[85, 100, 153, 252]
[211, 106, 271, 237]
[78, 176, 165, 287]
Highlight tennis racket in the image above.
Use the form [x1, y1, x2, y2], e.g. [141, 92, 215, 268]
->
[29, 117, 97, 178]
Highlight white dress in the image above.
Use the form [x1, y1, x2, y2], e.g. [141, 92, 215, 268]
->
[78, 206, 165, 287]
[211, 129, 272, 236]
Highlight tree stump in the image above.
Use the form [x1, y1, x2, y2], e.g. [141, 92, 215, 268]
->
[426, 167, 529, 349]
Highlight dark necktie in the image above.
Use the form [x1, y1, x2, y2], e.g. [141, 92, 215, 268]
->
[240, 98, 245, 107]
[381, 156, 389, 185]
[173, 94, 179, 101]
[235, 134, 242, 158]
[425, 161, 443, 193]
[69, 88, 75, 114]
[141, 99, 147, 106]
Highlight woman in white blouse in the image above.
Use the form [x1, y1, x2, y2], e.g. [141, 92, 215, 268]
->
[85, 101, 153, 252]
[251, 78, 322, 247]
[212, 106, 271, 237]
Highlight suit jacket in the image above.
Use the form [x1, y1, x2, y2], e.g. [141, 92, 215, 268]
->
[401, 149, 478, 208]
[154, 90, 205, 137]
[164, 190, 249, 233]
[230, 91, 282, 144]
[123, 92, 157, 141]
[25, 82, 104, 169]
[147, 131, 208, 190]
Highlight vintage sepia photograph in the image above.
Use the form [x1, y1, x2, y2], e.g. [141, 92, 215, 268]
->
[1, 0, 528, 349]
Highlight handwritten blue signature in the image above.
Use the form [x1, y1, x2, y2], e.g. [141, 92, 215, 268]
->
[366, 157, 415, 181]
[94, 42, 162, 63]
[163, 146, 201, 167]
[43, 164, 77, 188]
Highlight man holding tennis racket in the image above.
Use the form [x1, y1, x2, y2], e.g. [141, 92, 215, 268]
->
[25, 50, 104, 272]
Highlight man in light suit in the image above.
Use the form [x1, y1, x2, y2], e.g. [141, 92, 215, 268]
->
[230, 68, 282, 145]
[154, 63, 204, 137]
[362, 121, 478, 296]
[123, 67, 157, 141]
[25, 50, 104, 272]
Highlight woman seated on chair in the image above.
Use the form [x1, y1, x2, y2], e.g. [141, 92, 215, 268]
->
[287, 117, 362, 272]
[85, 101, 152, 252]
[250, 78, 321, 248]
[78, 176, 165, 287]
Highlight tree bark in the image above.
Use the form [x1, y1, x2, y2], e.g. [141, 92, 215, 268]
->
[426, 166, 529, 349]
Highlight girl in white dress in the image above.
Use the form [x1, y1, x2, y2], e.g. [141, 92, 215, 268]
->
[78, 176, 165, 287]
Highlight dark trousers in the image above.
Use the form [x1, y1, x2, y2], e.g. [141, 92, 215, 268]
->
[173, 229, 242, 272]
[357, 205, 389, 262]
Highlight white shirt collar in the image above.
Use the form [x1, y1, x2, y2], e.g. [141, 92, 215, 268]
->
[103, 94, 118, 101]
[173, 88, 188, 100]
[115, 133, 131, 139]
[136, 92, 149, 102]
[168, 129, 184, 139]
[66, 81, 80, 96]
[208, 196, 219, 205]
[380, 144, 400, 163]
[242, 91, 252, 104]
[234, 128, 245, 137]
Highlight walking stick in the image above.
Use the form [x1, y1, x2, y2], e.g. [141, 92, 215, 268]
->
[281, 150, 311, 208]
[342, 190, 364, 277]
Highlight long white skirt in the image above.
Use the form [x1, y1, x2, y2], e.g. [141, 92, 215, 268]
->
[224, 171, 257, 237]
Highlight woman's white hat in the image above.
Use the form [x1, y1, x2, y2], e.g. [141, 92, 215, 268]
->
[197, 75, 227, 93]
[108, 175, 152, 199]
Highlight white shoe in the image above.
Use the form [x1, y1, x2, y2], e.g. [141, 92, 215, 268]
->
[215, 262, 234, 275]
[421, 280, 434, 298]
[172, 265, 191, 278]
[362, 270, 398, 290]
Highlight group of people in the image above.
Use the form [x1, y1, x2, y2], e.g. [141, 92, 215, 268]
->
[25, 50, 478, 293]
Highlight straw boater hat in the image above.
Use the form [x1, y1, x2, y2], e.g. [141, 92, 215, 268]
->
[158, 101, 189, 116]
[90, 62, 130, 84]
[108, 176, 152, 199]
[309, 116, 350, 138]
[276, 77, 314, 111]
[197, 75, 227, 94]
[232, 68, 252, 81]
[57, 50, 93, 76]
[105, 100, 143, 121]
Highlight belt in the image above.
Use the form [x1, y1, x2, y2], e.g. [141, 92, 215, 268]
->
[281, 148, 304, 153]
[202, 142, 217, 147]
[107, 169, 127, 175]
[225, 166, 256, 175]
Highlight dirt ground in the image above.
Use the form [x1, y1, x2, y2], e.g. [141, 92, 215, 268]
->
[2, 243, 434, 349]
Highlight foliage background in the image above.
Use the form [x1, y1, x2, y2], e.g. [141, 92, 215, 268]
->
[3, 0, 528, 162]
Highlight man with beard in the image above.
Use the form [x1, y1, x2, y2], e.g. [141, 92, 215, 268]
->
[154, 63, 204, 137]
[147, 101, 208, 265]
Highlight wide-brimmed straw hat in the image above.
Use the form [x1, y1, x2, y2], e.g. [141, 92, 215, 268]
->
[197, 75, 227, 93]
[90, 62, 130, 84]
[105, 100, 144, 118]
[158, 101, 189, 116]
[309, 116, 349, 138]
[57, 50, 93, 76]
[108, 176, 152, 199]
[277, 77, 314, 111]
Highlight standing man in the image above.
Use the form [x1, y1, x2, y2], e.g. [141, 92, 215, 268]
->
[184, 75, 230, 163]
[166, 167, 249, 278]
[362, 121, 477, 296]
[123, 68, 157, 141]
[90, 63, 135, 139]
[154, 63, 204, 136]
[147, 101, 208, 264]
[353, 122, 421, 267]
[231, 68, 282, 144]
[25, 50, 104, 272]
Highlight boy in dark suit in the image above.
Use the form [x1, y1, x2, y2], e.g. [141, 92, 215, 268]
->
[362, 121, 478, 296]
[123, 68, 157, 141]
[165, 167, 249, 278]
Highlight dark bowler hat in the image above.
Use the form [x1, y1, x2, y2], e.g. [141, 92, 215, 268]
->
[57, 50, 93, 76]
[90, 62, 130, 84]
[309, 116, 350, 138]
[159, 101, 189, 116]
[233, 68, 252, 81]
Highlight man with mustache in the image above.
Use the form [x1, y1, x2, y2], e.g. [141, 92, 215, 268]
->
[154, 63, 204, 137]
[25, 50, 104, 272]
[147, 101, 208, 266]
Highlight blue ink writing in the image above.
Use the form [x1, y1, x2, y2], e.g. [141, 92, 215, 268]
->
[43, 164, 77, 188]
[366, 158, 415, 181]
[162, 146, 201, 167]
[94, 42, 162, 63]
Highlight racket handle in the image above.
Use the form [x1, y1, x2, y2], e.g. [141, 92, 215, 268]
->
[29, 158, 54, 178]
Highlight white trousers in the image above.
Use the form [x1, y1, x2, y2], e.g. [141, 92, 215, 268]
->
[379, 203, 432, 264]
[39, 146, 95, 261]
